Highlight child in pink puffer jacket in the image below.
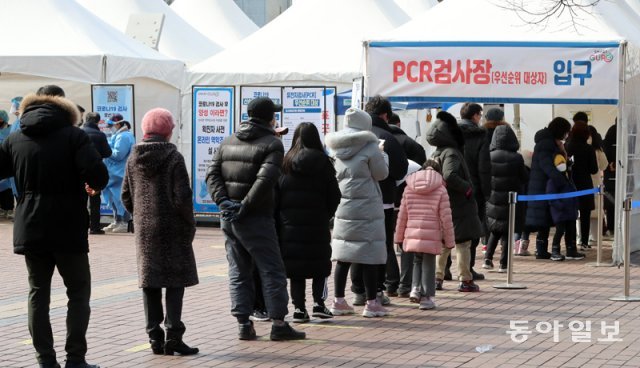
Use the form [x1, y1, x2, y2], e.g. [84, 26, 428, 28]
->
[394, 159, 455, 310]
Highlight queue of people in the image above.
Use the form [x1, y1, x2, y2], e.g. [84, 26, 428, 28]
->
[0, 87, 619, 367]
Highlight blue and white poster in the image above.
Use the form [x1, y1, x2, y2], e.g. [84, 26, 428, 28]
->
[192, 86, 235, 214]
[281, 87, 336, 151]
[239, 86, 282, 125]
[91, 84, 135, 135]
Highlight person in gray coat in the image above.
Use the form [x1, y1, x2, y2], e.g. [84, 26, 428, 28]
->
[121, 108, 199, 356]
[325, 107, 390, 318]
[426, 111, 483, 292]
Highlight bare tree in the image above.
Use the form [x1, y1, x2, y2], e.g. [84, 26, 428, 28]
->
[496, 0, 602, 32]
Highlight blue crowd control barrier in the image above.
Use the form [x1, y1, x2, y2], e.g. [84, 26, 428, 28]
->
[517, 187, 600, 202]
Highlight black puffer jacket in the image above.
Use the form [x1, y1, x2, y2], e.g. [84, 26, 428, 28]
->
[486, 125, 528, 233]
[0, 94, 109, 254]
[566, 136, 598, 211]
[82, 121, 112, 159]
[276, 148, 341, 279]
[206, 118, 284, 217]
[388, 124, 426, 166]
[603, 123, 616, 193]
[525, 128, 567, 229]
[459, 119, 491, 203]
[370, 115, 408, 205]
[426, 118, 482, 243]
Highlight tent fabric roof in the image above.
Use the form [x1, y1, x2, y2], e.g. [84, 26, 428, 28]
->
[0, 0, 184, 87]
[77, 0, 222, 65]
[384, 0, 624, 42]
[188, 0, 411, 86]
[171, 0, 258, 49]
[393, 0, 438, 18]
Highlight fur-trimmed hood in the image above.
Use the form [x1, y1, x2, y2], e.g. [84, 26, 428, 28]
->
[483, 120, 508, 130]
[19, 94, 80, 136]
[325, 129, 378, 160]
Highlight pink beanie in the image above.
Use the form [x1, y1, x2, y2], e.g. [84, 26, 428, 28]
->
[142, 108, 175, 139]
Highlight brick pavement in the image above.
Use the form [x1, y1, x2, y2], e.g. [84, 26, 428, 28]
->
[1, 217, 640, 368]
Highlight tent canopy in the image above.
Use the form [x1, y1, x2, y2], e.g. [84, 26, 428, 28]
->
[171, 0, 258, 49]
[0, 0, 184, 87]
[188, 0, 411, 86]
[77, 0, 222, 65]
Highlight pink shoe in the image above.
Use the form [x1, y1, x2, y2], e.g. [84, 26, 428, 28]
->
[362, 300, 387, 318]
[514, 239, 521, 255]
[330, 298, 354, 316]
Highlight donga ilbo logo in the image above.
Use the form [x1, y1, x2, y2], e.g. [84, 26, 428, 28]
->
[590, 49, 614, 62]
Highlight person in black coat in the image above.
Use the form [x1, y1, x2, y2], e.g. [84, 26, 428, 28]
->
[565, 122, 598, 249]
[388, 112, 426, 297]
[525, 117, 572, 260]
[603, 119, 617, 236]
[483, 125, 528, 271]
[206, 97, 305, 341]
[458, 103, 489, 280]
[0, 85, 108, 368]
[276, 123, 341, 322]
[349, 95, 408, 303]
[82, 112, 112, 234]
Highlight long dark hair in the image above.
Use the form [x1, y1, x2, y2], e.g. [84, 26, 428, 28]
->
[282, 122, 333, 174]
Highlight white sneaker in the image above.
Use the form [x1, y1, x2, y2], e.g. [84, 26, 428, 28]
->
[103, 222, 117, 231]
[409, 287, 421, 303]
[419, 296, 436, 310]
[110, 223, 128, 233]
[362, 300, 387, 318]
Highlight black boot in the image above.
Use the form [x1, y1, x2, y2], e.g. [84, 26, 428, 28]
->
[565, 243, 585, 260]
[535, 238, 551, 259]
[471, 268, 485, 280]
[550, 243, 565, 261]
[165, 326, 199, 355]
[149, 328, 165, 355]
[270, 321, 306, 341]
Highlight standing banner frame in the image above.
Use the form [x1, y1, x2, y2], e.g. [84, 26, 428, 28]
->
[192, 86, 235, 215]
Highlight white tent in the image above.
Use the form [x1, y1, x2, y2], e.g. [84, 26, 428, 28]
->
[393, 0, 439, 18]
[77, 0, 222, 65]
[0, 0, 184, 139]
[366, 0, 640, 262]
[171, 0, 259, 49]
[188, 0, 410, 87]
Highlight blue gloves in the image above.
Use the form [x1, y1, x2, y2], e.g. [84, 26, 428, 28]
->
[219, 199, 243, 222]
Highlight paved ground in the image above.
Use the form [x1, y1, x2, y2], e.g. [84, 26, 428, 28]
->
[1, 218, 640, 368]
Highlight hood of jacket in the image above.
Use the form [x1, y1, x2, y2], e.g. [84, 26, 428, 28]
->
[459, 119, 485, 138]
[483, 120, 508, 131]
[325, 129, 378, 160]
[131, 141, 177, 177]
[19, 94, 80, 137]
[371, 115, 394, 133]
[290, 148, 330, 176]
[490, 125, 520, 152]
[534, 127, 555, 144]
[406, 167, 443, 194]
[235, 118, 276, 141]
[426, 119, 459, 149]
[388, 124, 407, 137]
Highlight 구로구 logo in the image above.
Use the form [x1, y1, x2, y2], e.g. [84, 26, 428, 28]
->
[589, 49, 614, 63]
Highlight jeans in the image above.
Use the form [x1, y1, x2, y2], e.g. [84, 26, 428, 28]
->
[25, 252, 91, 365]
[290, 277, 328, 309]
[436, 240, 472, 281]
[221, 215, 289, 321]
[398, 248, 414, 294]
[143, 287, 185, 340]
[412, 253, 436, 297]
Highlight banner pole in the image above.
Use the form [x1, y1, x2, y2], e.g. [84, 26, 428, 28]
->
[587, 185, 613, 267]
[609, 197, 640, 301]
[494, 192, 526, 290]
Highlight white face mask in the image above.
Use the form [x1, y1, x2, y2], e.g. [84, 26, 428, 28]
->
[556, 163, 567, 172]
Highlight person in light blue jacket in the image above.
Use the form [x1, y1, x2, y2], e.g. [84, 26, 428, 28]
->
[102, 118, 135, 233]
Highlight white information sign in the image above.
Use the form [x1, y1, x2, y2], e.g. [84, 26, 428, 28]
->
[239, 86, 282, 125]
[281, 87, 336, 151]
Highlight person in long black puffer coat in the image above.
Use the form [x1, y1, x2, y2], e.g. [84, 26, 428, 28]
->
[276, 122, 341, 323]
[483, 125, 528, 272]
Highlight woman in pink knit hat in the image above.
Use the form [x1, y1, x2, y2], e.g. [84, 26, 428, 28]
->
[122, 108, 199, 356]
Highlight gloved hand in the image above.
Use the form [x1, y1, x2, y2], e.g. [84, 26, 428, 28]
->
[219, 199, 242, 222]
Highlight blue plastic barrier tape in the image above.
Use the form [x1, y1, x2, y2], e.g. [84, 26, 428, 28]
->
[517, 187, 600, 202]
[633, 201, 640, 209]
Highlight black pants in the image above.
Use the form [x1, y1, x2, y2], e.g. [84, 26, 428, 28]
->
[290, 277, 327, 309]
[252, 266, 266, 312]
[485, 231, 508, 269]
[336, 261, 377, 301]
[604, 191, 615, 235]
[25, 252, 91, 365]
[553, 220, 577, 250]
[0, 188, 14, 210]
[88, 194, 101, 231]
[579, 209, 591, 245]
[470, 238, 480, 269]
[143, 287, 185, 341]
